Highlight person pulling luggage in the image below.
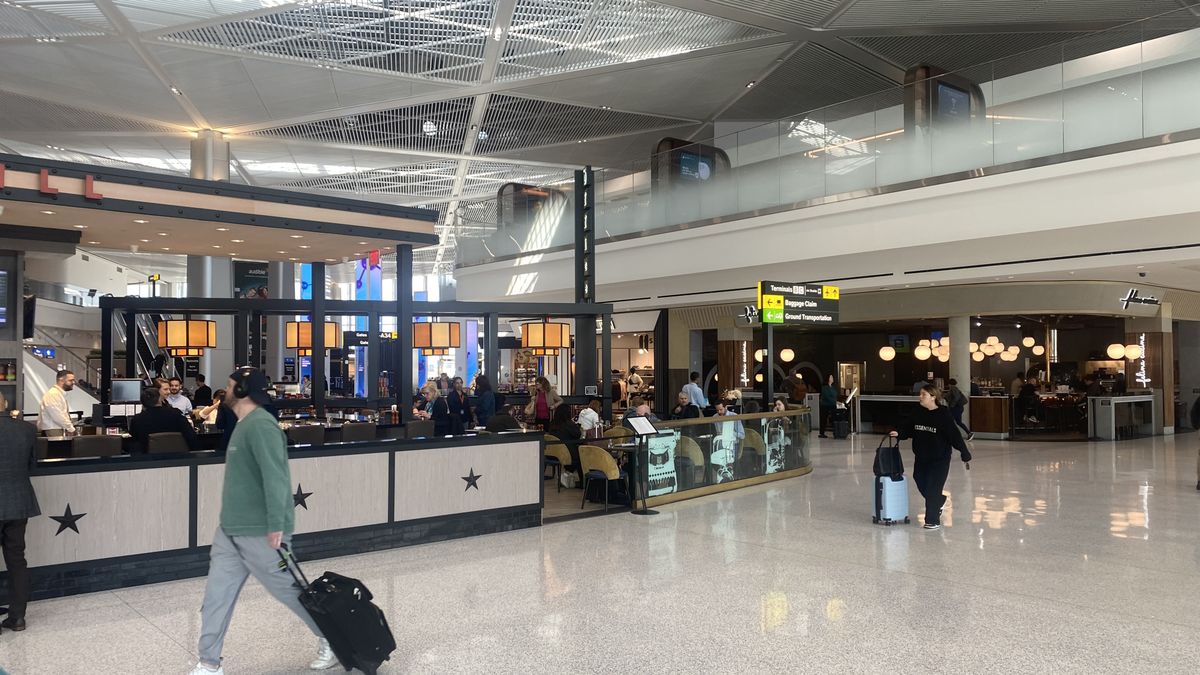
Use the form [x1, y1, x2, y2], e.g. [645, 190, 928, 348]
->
[189, 368, 337, 674]
[889, 384, 971, 530]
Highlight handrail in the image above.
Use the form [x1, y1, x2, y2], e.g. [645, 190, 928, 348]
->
[28, 327, 102, 388]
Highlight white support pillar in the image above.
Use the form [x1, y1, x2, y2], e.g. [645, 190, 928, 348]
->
[190, 130, 230, 182]
[266, 261, 295, 382]
[186, 255, 234, 383]
[949, 315, 972, 416]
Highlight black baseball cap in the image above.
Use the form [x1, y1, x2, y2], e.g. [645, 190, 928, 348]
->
[230, 367, 272, 406]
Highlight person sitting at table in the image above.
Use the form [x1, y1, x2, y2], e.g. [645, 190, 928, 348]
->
[714, 399, 745, 441]
[578, 398, 603, 436]
[129, 387, 200, 454]
[474, 374, 496, 429]
[486, 405, 522, 433]
[621, 396, 645, 425]
[155, 378, 171, 407]
[447, 376, 474, 434]
[414, 384, 451, 436]
[166, 377, 193, 416]
[670, 391, 700, 420]
[547, 403, 582, 442]
[194, 389, 227, 426]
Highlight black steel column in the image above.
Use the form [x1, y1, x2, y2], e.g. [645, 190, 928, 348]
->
[653, 310, 669, 414]
[234, 311, 249, 368]
[574, 316, 596, 397]
[574, 166, 596, 305]
[101, 308, 113, 404]
[485, 313, 499, 388]
[368, 311, 381, 400]
[765, 323, 775, 407]
[124, 310, 138, 378]
[574, 167, 598, 398]
[601, 315, 612, 421]
[396, 245, 414, 418]
[312, 262, 327, 416]
[250, 311, 263, 369]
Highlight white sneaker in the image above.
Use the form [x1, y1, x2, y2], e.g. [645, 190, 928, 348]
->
[189, 664, 223, 675]
[310, 638, 339, 670]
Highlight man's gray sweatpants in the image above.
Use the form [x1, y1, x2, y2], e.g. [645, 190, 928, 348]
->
[198, 528, 322, 666]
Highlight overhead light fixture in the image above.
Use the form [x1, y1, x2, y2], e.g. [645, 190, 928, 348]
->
[88, 241, 100, 245]
[231, 239, 245, 243]
[216, 227, 229, 232]
[521, 320, 571, 358]
[477, 130, 489, 141]
[1032, 345, 1045, 356]
[358, 241, 368, 245]
[413, 321, 461, 356]
[745, 81, 757, 88]
[878, 346, 896, 362]
[286, 321, 340, 357]
[156, 232, 168, 236]
[971, 351, 985, 362]
[779, 348, 795, 363]
[421, 120, 438, 136]
[968, 342, 978, 353]
[212, 245, 221, 248]
[139, 239, 150, 243]
[289, 234, 303, 239]
[170, 86, 182, 95]
[298, 245, 310, 249]
[1124, 344, 1143, 360]
[158, 319, 217, 357]
[133, 219, 150, 224]
[289, 257, 298, 261]
[40, 210, 56, 215]
[913, 345, 932, 360]
[1022, 337, 1035, 348]
[162, 248, 171, 251]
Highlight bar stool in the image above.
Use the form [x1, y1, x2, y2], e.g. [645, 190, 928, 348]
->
[70, 435, 122, 458]
[148, 432, 190, 454]
[287, 425, 325, 447]
[341, 422, 377, 442]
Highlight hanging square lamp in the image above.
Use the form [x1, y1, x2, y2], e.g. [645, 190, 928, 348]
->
[522, 320, 571, 356]
[286, 321, 340, 355]
[157, 319, 217, 357]
[412, 321, 461, 353]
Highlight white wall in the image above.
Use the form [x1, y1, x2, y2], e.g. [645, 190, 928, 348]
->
[25, 251, 129, 297]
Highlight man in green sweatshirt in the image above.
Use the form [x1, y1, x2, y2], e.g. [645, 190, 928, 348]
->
[190, 368, 336, 675]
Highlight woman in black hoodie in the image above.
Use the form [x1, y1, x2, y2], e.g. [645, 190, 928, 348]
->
[890, 384, 972, 530]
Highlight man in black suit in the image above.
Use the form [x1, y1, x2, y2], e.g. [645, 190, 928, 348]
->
[0, 391, 39, 632]
[129, 387, 200, 454]
[192, 374, 213, 407]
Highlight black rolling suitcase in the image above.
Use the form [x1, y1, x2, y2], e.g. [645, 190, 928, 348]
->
[278, 544, 396, 674]
[832, 408, 850, 438]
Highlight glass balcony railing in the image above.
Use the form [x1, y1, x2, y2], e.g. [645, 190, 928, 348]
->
[456, 8, 1200, 268]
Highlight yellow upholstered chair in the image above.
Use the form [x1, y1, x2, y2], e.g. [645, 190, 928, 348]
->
[604, 426, 633, 439]
[579, 444, 627, 513]
[543, 434, 574, 493]
[677, 435, 705, 489]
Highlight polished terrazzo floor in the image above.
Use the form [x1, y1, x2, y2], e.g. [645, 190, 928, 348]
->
[3, 433, 1200, 674]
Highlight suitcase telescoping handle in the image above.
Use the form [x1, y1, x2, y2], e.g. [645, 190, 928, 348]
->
[276, 542, 312, 590]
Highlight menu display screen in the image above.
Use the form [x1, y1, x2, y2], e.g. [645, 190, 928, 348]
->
[678, 151, 713, 182]
[935, 82, 970, 123]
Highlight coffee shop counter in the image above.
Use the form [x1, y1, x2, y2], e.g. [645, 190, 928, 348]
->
[2, 433, 543, 601]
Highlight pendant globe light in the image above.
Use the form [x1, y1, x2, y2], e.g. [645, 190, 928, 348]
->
[879, 346, 896, 361]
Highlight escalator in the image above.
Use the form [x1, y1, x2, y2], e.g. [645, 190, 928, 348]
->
[112, 312, 174, 380]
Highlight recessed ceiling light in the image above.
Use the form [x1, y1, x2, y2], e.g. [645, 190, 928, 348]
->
[156, 232, 168, 236]
[289, 235, 303, 239]
[1136, 265, 1145, 269]
[422, 120, 437, 136]
[298, 245, 310, 249]
[162, 247, 171, 251]
[40, 210, 55, 215]
[73, 224, 87, 229]
[325, 258, 336, 262]
[139, 239, 150, 243]
[289, 257, 299, 261]
[216, 227, 229, 232]
[600, 105, 611, 110]
[170, 86, 182, 95]
[212, 245, 221, 249]
[358, 242, 368, 245]
[133, 219, 149, 224]
[87, 241, 100, 245]
[277, 250, 287, 254]
[231, 239, 245, 243]
[745, 80, 757, 88]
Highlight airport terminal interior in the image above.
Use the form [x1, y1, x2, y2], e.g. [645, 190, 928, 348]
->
[2, 1, 1200, 673]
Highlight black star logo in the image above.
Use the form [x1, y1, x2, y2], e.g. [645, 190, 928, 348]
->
[50, 504, 86, 536]
[293, 483, 313, 510]
[461, 468, 483, 491]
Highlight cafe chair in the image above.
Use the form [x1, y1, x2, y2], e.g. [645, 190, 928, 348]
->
[604, 426, 633, 440]
[341, 422, 377, 442]
[677, 435, 705, 489]
[543, 434, 573, 493]
[743, 428, 767, 473]
[579, 444, 628, 513]
[148, 432, 191, 454]
[405, 419, 435, 439]
[287, 425, 325, 447]
[70, 435, 122, 458]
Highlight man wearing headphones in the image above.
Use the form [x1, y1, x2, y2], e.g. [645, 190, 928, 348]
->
[190, 368, 336, 675]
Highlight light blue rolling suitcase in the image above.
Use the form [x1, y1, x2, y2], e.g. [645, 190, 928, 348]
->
[873, 437, 910, 525]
